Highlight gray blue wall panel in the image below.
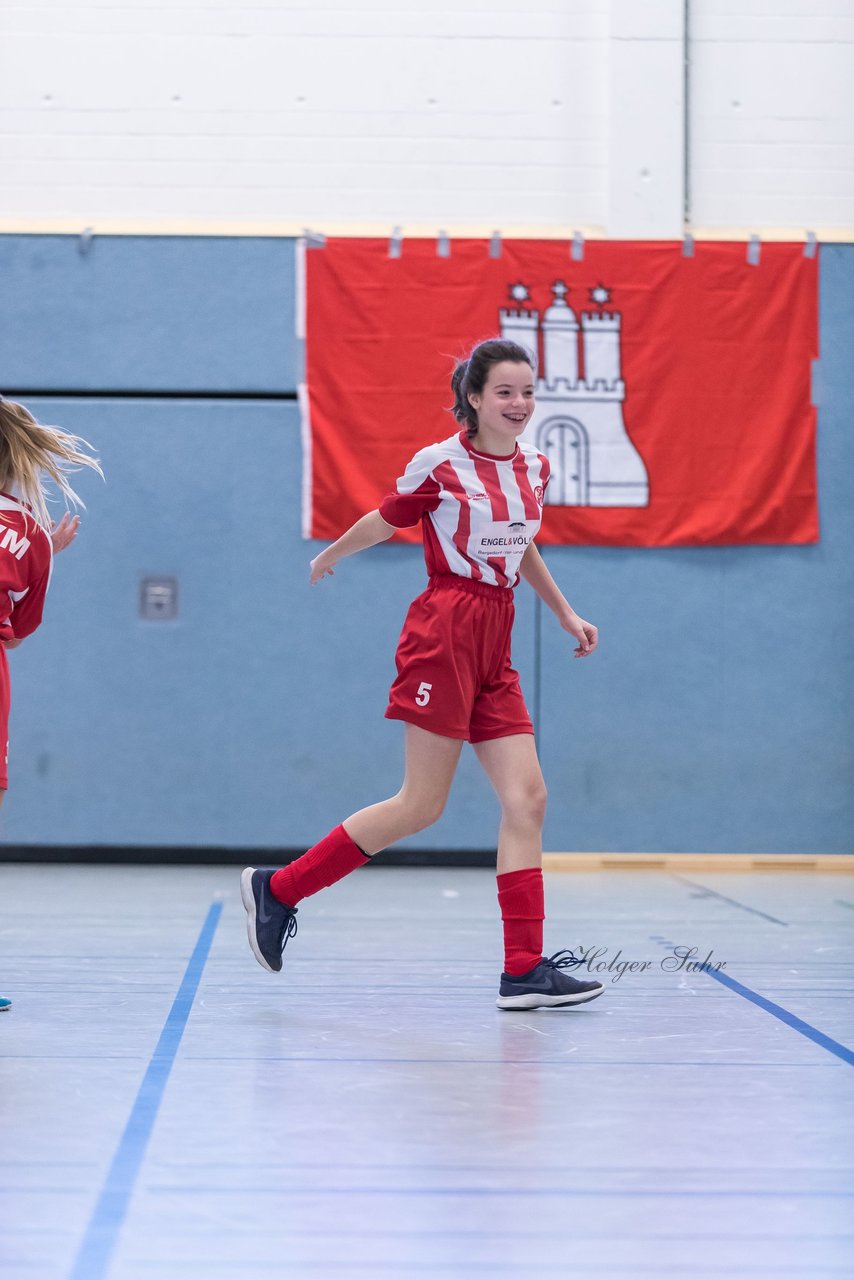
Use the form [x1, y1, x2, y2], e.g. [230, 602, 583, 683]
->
[0, 235, 298, 392]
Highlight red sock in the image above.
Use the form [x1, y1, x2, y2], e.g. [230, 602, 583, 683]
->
[497, 868, 545, 976]
[270, 824, 370, 907]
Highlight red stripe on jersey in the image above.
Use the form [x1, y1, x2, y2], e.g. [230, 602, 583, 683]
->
[379, 474, 441, 528]
[512, 451, 542, 520]
[472, 457, 511, 586]
[432, 460, 483, 581]
[421, 515, 454, 577]
[472, 457, 510, 523]
[538, 453, 551, 495]
[486, 555, 509, 587]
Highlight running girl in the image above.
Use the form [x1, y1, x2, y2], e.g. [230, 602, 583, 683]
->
[242, 339, 604, 1010]
[0, 397, 102, 1012]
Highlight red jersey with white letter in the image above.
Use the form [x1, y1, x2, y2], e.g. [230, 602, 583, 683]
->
[379, 431, 550, 589]
[0, 494, 53, 642]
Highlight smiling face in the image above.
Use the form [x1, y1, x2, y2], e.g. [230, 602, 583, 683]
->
[467, 360, 535, 449]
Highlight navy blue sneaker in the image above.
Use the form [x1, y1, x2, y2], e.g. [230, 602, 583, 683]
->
[0, 996, 10, 1012]
[240, 868, 298, 973]
[496, 950, 604, 1010]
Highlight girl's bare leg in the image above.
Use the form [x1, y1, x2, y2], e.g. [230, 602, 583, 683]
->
[473, 733, 547, 874]
[343, 724, 463, 855]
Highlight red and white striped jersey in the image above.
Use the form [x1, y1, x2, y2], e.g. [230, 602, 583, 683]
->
[379, 430, 550, 589]
[0, 494, 53, 641]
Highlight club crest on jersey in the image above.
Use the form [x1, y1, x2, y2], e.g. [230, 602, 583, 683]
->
[534, 485, 545, 507]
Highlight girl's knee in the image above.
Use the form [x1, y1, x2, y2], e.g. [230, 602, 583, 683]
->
[398, 790, 447, 834]
[504, 780, 547, 829]
[410, 799, 448, 833]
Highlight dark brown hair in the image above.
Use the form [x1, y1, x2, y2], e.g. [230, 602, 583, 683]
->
[449, 339, 535, 438]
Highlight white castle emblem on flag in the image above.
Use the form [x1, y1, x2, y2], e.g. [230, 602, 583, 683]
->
[500, 281, 649, 507]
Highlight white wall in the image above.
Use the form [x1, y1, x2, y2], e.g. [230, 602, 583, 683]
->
[689, 0, 854, 233]
[0, 0, 852, 236]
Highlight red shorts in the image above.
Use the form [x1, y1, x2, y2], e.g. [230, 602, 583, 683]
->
[385, 576, 534, 743]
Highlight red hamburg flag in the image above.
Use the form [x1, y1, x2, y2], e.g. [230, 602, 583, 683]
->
[301, 238, 818, 547]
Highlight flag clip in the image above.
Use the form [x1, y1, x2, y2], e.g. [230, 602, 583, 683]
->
[804, 231, 817, 259]
[571, 230, 584, 261]
[388, 226, 403, 259]
[682, 233, 695, 258]
[746, 235, 761, 266]
[437, 230, 450, 258]
[489, 230, 502, 259]
[302, 229, 326, 249]
[78, 227, 95, 256]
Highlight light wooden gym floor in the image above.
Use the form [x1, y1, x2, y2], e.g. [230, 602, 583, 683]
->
[1, 863, 852, 1280]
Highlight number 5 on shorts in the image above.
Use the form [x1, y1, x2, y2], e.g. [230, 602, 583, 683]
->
[415, 681, 433, 706]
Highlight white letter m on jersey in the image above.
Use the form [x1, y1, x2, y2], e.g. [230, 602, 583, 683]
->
[0, 527, 31, 560]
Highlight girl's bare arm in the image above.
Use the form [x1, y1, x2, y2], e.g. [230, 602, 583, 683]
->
[519, 542, 598, 658]
[310, 510, 396, 583]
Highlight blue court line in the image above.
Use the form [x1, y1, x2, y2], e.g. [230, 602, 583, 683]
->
[652, 937, 854, 1066]
[671, 874, 789, 925]
[67, 901, 222, 1280]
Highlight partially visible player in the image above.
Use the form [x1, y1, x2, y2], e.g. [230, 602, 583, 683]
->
[242, 338, 604, 1011]
[0, 397, 102, 1011]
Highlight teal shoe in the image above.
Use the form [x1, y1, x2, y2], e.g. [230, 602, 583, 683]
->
[0, 997, 10, 1012]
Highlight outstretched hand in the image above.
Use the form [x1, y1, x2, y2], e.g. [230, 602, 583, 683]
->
[309, 551, 337, 584]
[562, 611, 598, 658]
[50, 513, 80, 554]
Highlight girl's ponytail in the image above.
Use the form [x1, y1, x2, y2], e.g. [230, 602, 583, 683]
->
[449, 359, 477, 433]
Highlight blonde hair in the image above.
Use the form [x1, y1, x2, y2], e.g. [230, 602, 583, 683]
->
[0, 399, 102, 531]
